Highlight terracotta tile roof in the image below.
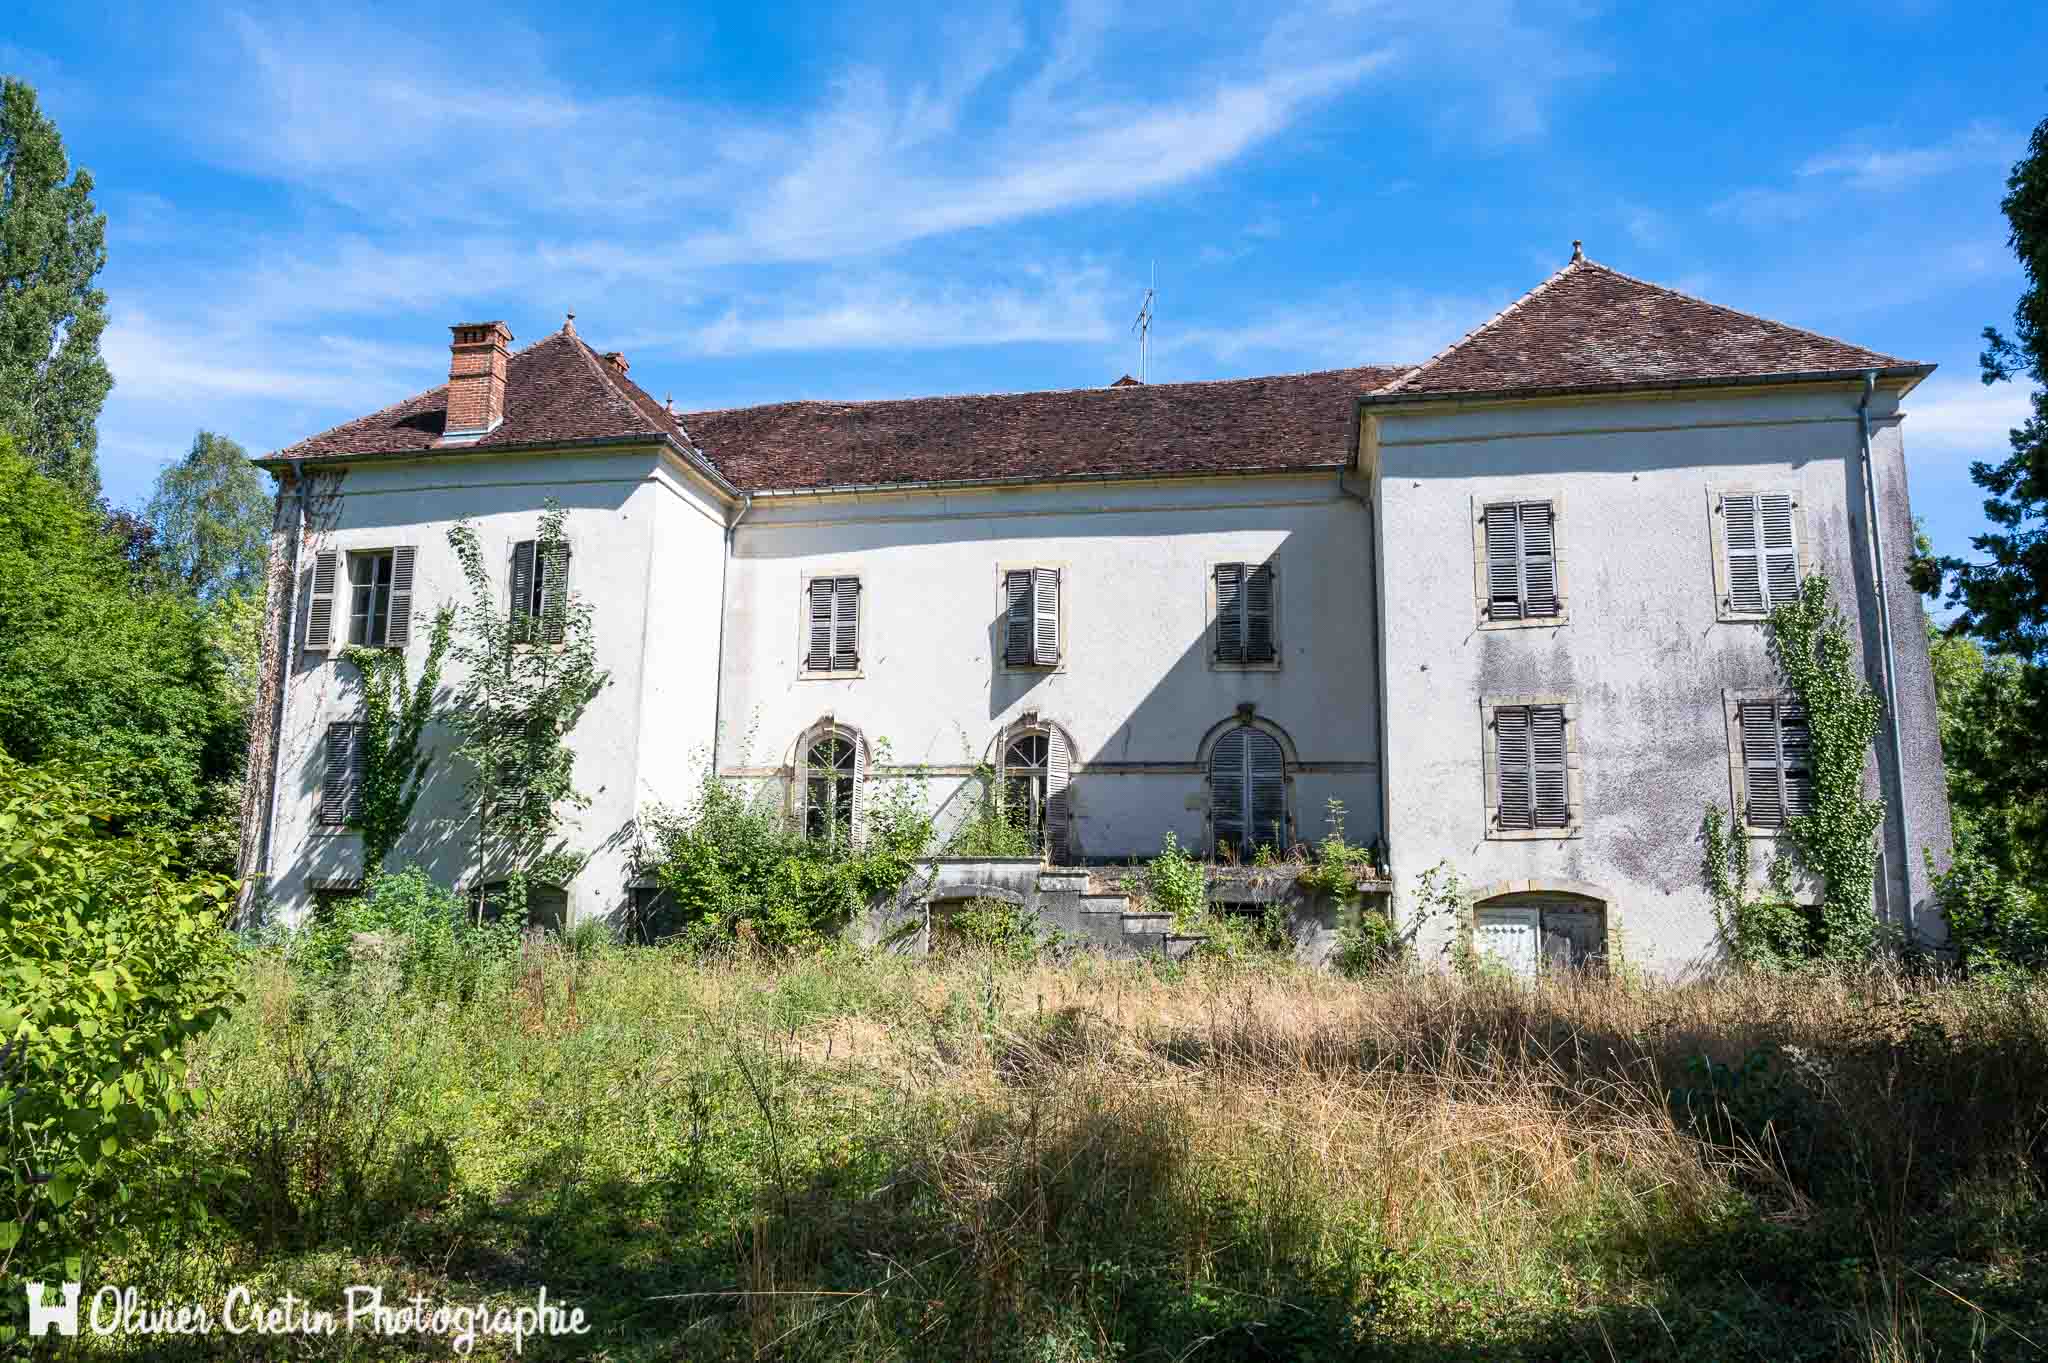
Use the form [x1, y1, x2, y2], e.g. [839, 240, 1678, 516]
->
[1374, 255, 1920, 399]
[682, 365, 1405, 492]
[273, 327, 693, 461]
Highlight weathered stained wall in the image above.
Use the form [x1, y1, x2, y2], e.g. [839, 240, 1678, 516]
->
[258, 446, 725, 924]
[710, 472, 1384, 860]
[1371, 383, 1951, 976]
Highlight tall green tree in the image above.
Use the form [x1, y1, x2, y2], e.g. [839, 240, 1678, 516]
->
[0, 77, 111, 500]
[144, 430, 271, 600]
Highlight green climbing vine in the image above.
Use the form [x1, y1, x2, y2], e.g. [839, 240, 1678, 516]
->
[1704, 575, 1886, 965]
[342, 606, 453, 876]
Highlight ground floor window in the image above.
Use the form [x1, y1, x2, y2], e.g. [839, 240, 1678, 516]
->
[1473, 896, 1606, 977]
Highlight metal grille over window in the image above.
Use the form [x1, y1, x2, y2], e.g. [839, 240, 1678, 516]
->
[806, 577, 861, 671]
[1484, 502, 1558, 620]
[1215, 562, 1278, 663]
[1495, 704, 1570, 829]
[1004, 568, 1061, 666]
[1723, 492, 1799, 614]
[1210, 724, 1286, 858]
[1740, 697, 1812, 828]
[803, 731, 859, 842]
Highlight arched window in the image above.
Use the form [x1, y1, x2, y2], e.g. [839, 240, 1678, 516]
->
[993, 722, 1074, 861]
[800, 725, 865, 844]
[1209, 724, 1286, 859]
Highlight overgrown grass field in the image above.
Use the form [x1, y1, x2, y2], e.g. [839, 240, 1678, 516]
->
[90, 946, 2048, 1360]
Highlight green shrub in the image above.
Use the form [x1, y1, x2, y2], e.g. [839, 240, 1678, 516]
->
[946, 762, 1038, 858]
[293, 866, 520, 999]
[0, 753, 242, 1308]
[1142, 831, 1206, 928]
[641, 774, 934, 951]
[1294, 797, 1378, 902]
[1934, 842, 2048, 977]
[1331, 909, 1400, 977]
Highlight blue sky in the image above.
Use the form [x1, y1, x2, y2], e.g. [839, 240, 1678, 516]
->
[6, 1, 2046, 568]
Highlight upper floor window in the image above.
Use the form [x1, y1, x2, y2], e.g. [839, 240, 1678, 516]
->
[303, 547, 416, 652]
[1479, 500, 1561, 623]
[1209, 722, 1287, 859]
[1483, 696, 1581, 839]
[1710, 488, 1806, 621]
[1003, 567, 1062, 668]
[512, 538, 571, 644]
[1213, 562, 1278, 666]
[804, 575, 861, 673]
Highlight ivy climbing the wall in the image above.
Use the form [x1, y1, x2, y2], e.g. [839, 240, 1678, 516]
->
[342, 605, 452, 876]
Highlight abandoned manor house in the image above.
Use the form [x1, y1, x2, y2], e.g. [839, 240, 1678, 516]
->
[238, 248, 1954, 977]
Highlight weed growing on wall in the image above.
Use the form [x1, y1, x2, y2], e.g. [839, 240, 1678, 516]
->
[1142, 832, 1206, 929]
[947, 761, 1037, 858]
[341, 606, 452, 876]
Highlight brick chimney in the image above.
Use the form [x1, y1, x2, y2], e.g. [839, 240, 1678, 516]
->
[443, 321, 513, 442]
[601, 351, 629, 377]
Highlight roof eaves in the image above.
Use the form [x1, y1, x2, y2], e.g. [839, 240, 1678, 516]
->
[1357, 362, 1938, 409]
[252, 431, 743, 500]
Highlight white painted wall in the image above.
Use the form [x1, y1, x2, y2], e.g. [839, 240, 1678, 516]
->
[1371, 384, 1951, 977]
[263, 446, 724, 924]
[711, 472, 1384, 861]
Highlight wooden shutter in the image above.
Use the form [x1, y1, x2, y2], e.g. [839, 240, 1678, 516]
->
[1740, 700, 1786, 828]
[1759, 493, 1799, 608]
[1495, 705, 1533, 829]
[1723, 494, 1765, 614]
[1475, 907, 1541, 979]
[384, 545, 416, 648]
[1045, 727, 1073, 862]
[1247, 727, 1286, 850]
[1518, 504, 1558, 617]
[1778, 700, 1813, 818]
[1484, 505, 1523, 620]
[1004, 570, 1033, 665]
[1210, 726, 1247, 855]
[849, 732, 868, 848]
[807, 579, 835, 671]
[1530, 706, 1569, 827]
[1032, 567, 1060, 667]
[321, 722, 357, 824]
[1245, 564, 1276, 662]
[795, 732, 814, 831]
[305, 550, 338, 649]
[510, 539, 538, 640]
[832, 577, 859, 670]
[541, 540, 571, 645]
[1215, 564, 1245, 664]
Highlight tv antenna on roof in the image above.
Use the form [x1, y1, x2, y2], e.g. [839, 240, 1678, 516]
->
[1131, 261, 1156, 383]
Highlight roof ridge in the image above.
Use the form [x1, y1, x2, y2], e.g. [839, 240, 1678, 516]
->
[567, 334, 674, 437]
[1570, 257, 1912, 366]
[1378, 258, 1585, 395]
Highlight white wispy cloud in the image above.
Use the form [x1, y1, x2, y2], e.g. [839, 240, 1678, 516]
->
[1905, 376, 2038, 457]
[1799, 121, 2016, 192]
[1158, 290, 1486, 374]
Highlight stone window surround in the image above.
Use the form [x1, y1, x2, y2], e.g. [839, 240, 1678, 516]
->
[996, 560, 1070, 674]
[1479, 693, 1584, 841]
[1706, 482, 1813, 624]
[797, 568, 865, 680]
[1470, 490, 1570, 631]
[1460, 878, 1623, 967]
[1721, 687, 1804, 837]
[1205, 554, 1282, 672]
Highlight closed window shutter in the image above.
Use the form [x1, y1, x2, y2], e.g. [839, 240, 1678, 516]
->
[322, 722, 355, 824]
[1779, 700, 1813, 818]
[1045, 728, 1073, 862]
[384, 546, 416, 648]
[832, 577, 859, 670]
[510, 539, 537, 640]
[540, 540, 571, 645]
[1247, 727, 1286, 850]
[1760, 493, 1799, 608]
[1215, 564, 1245, 663]
[1518, 503, 1558, 617]
[305, 550, 338, 649]
[1495, 705, 1533, 829]
[1004, 570, 1033, 665]
[808, 580, 835, 670]
[1723, 494, 1765, 614]
[1530, 705, 1569, 827]
[1740, 700, 1786, 828]
[1485, 505, 1523, 620]
[849, 733, 868, 848]
[1210, 725, 1247, 855]
[1032, 568, 1060, 666]
[347, 722, 366, 821]
[1245, 564, 1277, 662]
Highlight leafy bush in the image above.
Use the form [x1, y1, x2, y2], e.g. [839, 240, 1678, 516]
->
[939, 897, 1045, 962]
[0, 753, 242, 1305]
[293, 866, 520, 999]
[946, 762, 1038, 858]
[1293, 797, 1379, 901]
[640, 774, 934, 951]
[1331, 909, 1401, 977]
[1141, 831, 1206, 928]
[1934, 842, 2048, 977]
